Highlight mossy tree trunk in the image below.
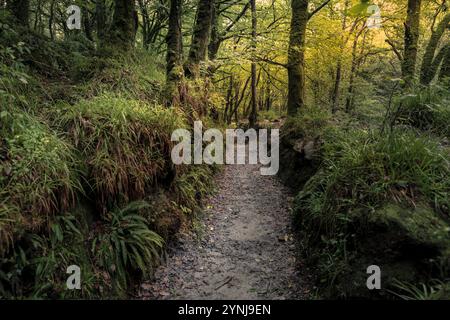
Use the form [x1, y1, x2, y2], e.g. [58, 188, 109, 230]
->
[208, 2, 250, 61]
[109, 0, 138, 50]
[96, 0, 107, 43]
[185, 0, 214, 78]
[438, 44, 450, 81]
[82, 4, 93, 41]
[9, 0, 30, 27]
[248, 0, 258, 127]
[420, 13, 450, 85]
[287, 0, 309, 116]
[208, 2, 220, 60]
[48, 0, 55, 40]
[401, 0, 422, 86]
[166, 0, 183, 84]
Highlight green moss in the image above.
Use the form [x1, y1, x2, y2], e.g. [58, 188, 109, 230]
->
[373, 204, 450, 248]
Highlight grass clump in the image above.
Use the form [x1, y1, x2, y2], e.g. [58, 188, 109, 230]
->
[54, 95, 186, 212]
[80, 51, 165, 102]
[0, 108, 80, 253]
[173, 165, 217, 213]
[301, 128, 450, 217]
[391, 85, 450, 137]
[293, 127, 450, 297]
[282, 106, 331, 140]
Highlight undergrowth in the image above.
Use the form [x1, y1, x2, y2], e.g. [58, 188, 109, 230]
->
[0, 27, 217, 299]
[0, 107, 80, 254]
[284, 105, 450, 299]
[54, 95, 186, 212]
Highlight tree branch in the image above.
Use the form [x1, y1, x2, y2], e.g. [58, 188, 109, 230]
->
[255, 56, 288, 69]
[385, 39, 403, 62]
[309, 0, 332, 19]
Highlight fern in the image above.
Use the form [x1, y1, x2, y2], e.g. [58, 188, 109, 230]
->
[93, 201, 164, 294]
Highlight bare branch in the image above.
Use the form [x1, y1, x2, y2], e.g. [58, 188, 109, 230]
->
[309, 0, 332, 19]
[255, 56, 288, 69]
[385, 39, 403, 62]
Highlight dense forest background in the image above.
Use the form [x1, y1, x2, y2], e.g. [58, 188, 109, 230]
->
[0, 0, 449, 299]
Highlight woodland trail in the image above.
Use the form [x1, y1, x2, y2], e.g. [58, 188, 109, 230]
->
[139, 163, 312, 300]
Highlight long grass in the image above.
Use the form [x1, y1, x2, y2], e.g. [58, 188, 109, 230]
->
[0, 107, 81, 254]
[54, 94, 186, 212]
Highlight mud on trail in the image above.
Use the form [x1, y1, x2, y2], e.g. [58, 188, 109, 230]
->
[139, 163, 312, 300]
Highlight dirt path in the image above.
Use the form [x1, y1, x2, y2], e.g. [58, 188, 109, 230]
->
[139, 163, 312, 300]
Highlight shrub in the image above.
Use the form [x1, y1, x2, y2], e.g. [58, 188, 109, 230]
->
[392, 85, 450, 137]
[282, 106, 331, 140]
[0, 108, 80, 254]
[0, 209, 96, 299]
[93, 201, 164, 295]
[294, 127, 450, 297]
[80, 50, 165, 102]
[54, 95, 186, 212]
[173, 165, 216, 213]
[298, 128, 449, 227]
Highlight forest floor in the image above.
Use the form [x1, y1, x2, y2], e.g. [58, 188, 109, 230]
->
[139, 162, 313, 300]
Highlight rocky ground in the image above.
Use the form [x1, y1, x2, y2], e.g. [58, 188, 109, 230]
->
[139, 163, 312, 300]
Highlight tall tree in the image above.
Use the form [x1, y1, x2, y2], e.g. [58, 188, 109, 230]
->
[9, 0, 29, 27]
[287, 0, 331, 116]
[166, 0, 183, 84]
[96, 0, 108, 43]
[287, 0, 309, 116]
[401, 0, 422, 86]
[208, 1, 250, 60]
[109, 0, 138, 50]
[331, 0, 350, 114]
[248, 0, 258, 127]
[439, 45, 450, 81]
[345, 26, 367, 113]
[420, 13, 450, 85]
[185, 0, 214, 78]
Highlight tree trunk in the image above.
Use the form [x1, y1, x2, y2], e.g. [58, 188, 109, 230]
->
[331, 1, 349, 113]
[185, 0, 214, 78]
[209, 2, 250, 61]
[331, 62, 342, 113]
[265, 84, 272, 111]
[420, 13, 450, 85]
[96, 0, 107, 42]
[229, 77, 250, 124]
[49, 0, 55, 40]
[287, 0, 309, 116]
[109, 0, 138, 50]
[248, 0, 258, 128]
[9, 0, 29, 27]
[166, 0, 183, 83]
[402, 0, 422, 86]
[224, 76, 234, 122]
[208, 2, 220, 60]
[345, 31, 361, 113]
[439, 45, 450, 81]
[83, 5, 94, 41]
